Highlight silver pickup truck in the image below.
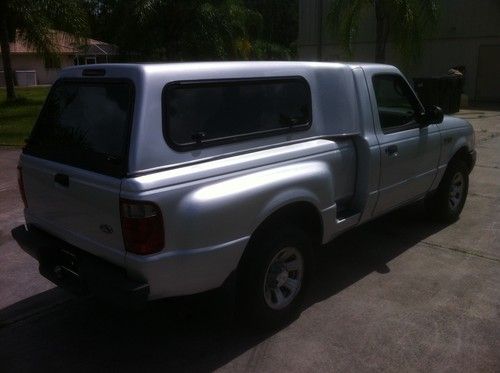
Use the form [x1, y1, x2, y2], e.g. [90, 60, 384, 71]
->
[13, 62, 475, 325]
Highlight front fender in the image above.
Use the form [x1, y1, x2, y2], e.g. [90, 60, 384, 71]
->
[439, 116, 475, 165]
[431, 117, 475, 191]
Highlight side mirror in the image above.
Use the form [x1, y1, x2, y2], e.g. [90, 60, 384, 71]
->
[418, 105, 444, 127]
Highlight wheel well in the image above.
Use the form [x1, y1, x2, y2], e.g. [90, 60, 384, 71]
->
[450, 146, 474, 172]
[251, 202, 323, 246]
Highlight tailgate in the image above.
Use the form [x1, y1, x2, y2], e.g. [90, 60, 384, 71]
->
[20, 79, 134, 266]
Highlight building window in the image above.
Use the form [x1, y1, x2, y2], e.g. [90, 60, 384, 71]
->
[85, 57, 97, 65]
[44, 56, 60, 69]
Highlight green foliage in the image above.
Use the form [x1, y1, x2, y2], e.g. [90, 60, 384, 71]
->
[251, 40, 292, 60]
[85, 0, 295, 61]
[390, 0, 440, 64]
[3, 0, 89, 68]
[327, 0, 367, 58]
[0, 86, 49, 146]
[245, 0, 299, 56]
[327, 0, 440, 64]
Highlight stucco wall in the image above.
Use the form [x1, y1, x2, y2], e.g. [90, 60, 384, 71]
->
[0, 54, 74, 86]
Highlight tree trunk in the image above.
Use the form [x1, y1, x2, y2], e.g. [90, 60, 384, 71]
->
[0, 12, 16, 101]
[374, 0, 389, 63]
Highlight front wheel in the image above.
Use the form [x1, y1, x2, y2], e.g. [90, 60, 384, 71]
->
[236, 226, 312, 328]
[426, 160, 469, 222]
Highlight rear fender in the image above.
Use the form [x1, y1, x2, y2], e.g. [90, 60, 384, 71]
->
[179, 160, 335, 249]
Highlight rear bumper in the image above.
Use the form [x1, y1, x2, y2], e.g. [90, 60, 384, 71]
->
[11, 225, 149, 305]
[125, 236, 249, 299]
[13, 224, 249, 300]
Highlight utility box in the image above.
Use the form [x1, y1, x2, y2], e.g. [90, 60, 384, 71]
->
[15, 70, 37, 87]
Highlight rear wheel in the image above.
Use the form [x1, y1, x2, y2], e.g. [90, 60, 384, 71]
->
[263, 246, 304, 310]
[237, 225, 312, 328]
[426, 160, 469, 222]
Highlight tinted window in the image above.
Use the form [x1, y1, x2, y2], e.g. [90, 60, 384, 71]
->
[164, 78, 311, 148]
[25, 80, 134, 176]
[372, 74, 422, 132]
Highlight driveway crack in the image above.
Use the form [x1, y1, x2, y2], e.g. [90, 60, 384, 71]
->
[421, 241, 500, 263]
[468, 192, 497, 200]
[474, 164, 499, 170]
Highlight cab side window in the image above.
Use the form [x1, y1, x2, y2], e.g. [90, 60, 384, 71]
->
[372, 74, 422, 133]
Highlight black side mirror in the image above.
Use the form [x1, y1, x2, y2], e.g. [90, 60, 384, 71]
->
[418, 105, 444, 127]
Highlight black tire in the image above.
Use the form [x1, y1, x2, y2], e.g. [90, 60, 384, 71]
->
[426, 160, 469, 222]
[236, 225, 313, 329]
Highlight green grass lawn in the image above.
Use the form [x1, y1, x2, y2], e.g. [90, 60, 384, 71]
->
[0, 86, 50, 146]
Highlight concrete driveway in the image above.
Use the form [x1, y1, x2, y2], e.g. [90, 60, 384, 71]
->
[0, 109, 499, 372]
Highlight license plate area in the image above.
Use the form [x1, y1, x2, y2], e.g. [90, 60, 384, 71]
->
[57, 248, 79, 275]
[39, 246, 88, 295]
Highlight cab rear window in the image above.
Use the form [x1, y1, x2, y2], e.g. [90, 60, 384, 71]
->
[163, 77, 311, 150]
[24, 79, 134, 177]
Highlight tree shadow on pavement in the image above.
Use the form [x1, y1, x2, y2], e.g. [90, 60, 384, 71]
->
[0, 203, 450, 372]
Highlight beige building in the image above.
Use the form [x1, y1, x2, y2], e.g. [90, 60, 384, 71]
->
[298, 0, 500, 102]
[0, 31, 117, 86]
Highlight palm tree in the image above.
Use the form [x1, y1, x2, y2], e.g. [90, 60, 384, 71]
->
[327, 0, 440, 63]
[0, 0, 88, 101]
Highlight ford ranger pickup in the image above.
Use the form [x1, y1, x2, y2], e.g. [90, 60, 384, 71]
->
[12, 62, 476, 325]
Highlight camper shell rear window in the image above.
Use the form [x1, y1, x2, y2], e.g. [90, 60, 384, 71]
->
[24, 79, 134, 177]
[163, 77, 312, 150]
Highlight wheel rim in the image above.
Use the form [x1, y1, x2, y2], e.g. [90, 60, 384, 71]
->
[263, 247, 304, 310]
[448, 172, 465, 211]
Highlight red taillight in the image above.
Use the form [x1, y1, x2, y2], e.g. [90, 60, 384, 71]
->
[120, 199, 164, 255]
[17, 165, 28, 208]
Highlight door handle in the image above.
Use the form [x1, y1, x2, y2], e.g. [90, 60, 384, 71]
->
[54, 173, 69, 187]
[385, 145, 399, 157]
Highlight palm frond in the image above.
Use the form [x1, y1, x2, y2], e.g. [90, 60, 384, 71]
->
[327, 0, 440, 64]
[390, 0, 440, 65]
[130, 0, 162, 23]
[327, 0, 370, 57]
[7, 0, 89, 67]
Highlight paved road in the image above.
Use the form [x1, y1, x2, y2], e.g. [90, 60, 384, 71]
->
[0, 109, 499, 372]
